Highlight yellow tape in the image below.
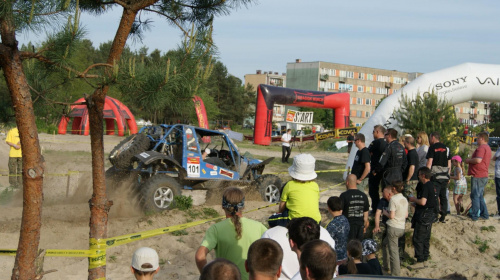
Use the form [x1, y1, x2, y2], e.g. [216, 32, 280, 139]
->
[0, 181, 346, 258]
[89, 238, 107, 269]
[268, 169, 347, 175]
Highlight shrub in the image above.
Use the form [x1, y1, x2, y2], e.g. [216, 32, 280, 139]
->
[174, 195, 193, 210]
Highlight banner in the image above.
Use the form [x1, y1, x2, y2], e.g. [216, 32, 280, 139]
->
[192, 96, 210, 143]
[286, 110, 314, 124]
[336, 127, 360, 137]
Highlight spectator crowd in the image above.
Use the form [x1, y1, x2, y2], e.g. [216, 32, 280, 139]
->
[130, 125, 496, 280]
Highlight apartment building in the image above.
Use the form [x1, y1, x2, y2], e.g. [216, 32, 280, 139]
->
[244, 70, 287, 122]
[286, 60, 414, 126]
[285, 59, 490, 127]
[245, 61, 490, 128]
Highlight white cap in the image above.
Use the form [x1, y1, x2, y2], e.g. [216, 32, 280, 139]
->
[131, 247, 159, 272]
[205, 148, 211, 154]
[288, 153, 317, 181]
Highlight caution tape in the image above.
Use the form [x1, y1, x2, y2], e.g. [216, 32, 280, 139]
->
[0, 180, 346, 258]
[269, 168, 347, 175]
[0, 171, 81, 177]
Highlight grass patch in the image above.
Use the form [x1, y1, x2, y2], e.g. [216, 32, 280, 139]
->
[494, 252, 500, 260]
[202, 207, 220, 218]
[174, 195, 193, 210]
[473, 236, 489, 253]
[171, 229, 188, 236]
[109, 255, 117, 263]
[0, 187, 14, 205]
[480, 226, 496, 232]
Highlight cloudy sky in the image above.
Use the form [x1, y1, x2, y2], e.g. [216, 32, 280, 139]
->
[19, 0, 500, 81]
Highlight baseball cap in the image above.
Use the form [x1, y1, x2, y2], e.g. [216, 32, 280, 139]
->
[451, 155, 462, 163]
[131, 247, 159, 272]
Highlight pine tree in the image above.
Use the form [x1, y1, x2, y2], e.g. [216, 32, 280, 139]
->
[394, 91, 460, 153]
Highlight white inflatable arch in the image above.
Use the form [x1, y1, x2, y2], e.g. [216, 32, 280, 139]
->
[345, 63, 500, 177]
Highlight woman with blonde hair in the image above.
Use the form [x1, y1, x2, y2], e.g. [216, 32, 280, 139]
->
[195, 188, 267, 280]
[416, 131, 430, 168]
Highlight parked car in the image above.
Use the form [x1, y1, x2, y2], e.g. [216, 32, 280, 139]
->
[106, 124, 282, 213]
[488, 137, 500, 149]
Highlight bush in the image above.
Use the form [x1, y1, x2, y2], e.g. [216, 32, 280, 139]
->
[174, 195, 193, 210]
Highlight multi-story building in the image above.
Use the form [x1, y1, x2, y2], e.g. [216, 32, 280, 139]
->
[285, 59, 490, 127]
[244, 61, 489, 129]
[286, 59, 416, 126]
[244, 70, 287, 124]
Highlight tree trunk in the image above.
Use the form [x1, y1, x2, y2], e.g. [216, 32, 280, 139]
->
[0, 16, 45, 280]
[87, 7, 138, 280]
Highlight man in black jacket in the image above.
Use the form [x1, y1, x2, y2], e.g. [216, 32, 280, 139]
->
[376, 128, 407, 188]
[368, 125, 387, 212]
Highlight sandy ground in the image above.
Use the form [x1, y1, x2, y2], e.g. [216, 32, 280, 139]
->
[0, 133, 499, 280]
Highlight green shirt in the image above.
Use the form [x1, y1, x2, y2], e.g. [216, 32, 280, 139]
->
[200, 217, 267, 280]
[281, 180, 321, 223]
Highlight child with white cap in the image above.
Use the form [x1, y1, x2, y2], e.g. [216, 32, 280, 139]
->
[131, 247, 160, 279]
[278, 153, 321, 223]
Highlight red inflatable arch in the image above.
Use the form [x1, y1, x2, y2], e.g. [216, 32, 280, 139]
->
[254, 84, 350, 145]
[58, 96, 138, 136]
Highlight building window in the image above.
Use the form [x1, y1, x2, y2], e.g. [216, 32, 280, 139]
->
[358, 73, 364, 80]
[339, 83, 353, 91]
[330, 69, 336, 76]
[356, 111, 362, 117]
[365, 99, 372, 105]
[376, 88, 388, 95]
[357, 98, 362, 105]
[357, 85, 363, 92]
[347, 71, 354, 78]
[365, 111, 371, 118]
[339, 70, 346, 78]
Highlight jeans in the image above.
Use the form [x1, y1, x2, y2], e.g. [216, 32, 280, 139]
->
[413, 220, 432, 262]
[470, 177, 489, 220]
[281, 145, 291, 163]
[384, 226, 405, 276]
[495, 177, 500, 214]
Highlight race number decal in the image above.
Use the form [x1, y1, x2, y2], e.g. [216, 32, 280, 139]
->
[187, 157, 200, 177]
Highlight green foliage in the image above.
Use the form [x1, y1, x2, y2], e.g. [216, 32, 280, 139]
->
[394, 91, 460, 154]
[202, 207, 219, 218]
[174, 195, 193, 210]
[171, 229, 188, 236]
[109, 255, 117, 262]
[480, 226, 496, 232]
[495, 252, 500, 260]
[0, 187, 14, 205]
[473, 236, 489, 253]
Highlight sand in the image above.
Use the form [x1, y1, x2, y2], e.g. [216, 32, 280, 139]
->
[0, 133, 499, 280]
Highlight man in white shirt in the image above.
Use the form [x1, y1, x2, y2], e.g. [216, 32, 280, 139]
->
[281, 129, 292, 163]
[261, 218, 335, 280]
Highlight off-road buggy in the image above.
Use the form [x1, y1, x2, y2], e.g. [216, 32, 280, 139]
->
[106, 124, 282, 213]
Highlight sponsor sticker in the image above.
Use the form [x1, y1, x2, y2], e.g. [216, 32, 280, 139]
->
[210, 171, 217, 176]
[220, 169, 234, 179]
[139, 152, 150, 158]
[202, 169, 206, 174]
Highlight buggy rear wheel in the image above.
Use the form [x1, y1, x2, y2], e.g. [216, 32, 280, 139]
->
[256, 174, 282, 203]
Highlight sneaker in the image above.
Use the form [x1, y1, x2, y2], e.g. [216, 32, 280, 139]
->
[491, 213, 500, 219]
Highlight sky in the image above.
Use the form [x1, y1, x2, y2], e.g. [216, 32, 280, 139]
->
[18, 0, 500, 82]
